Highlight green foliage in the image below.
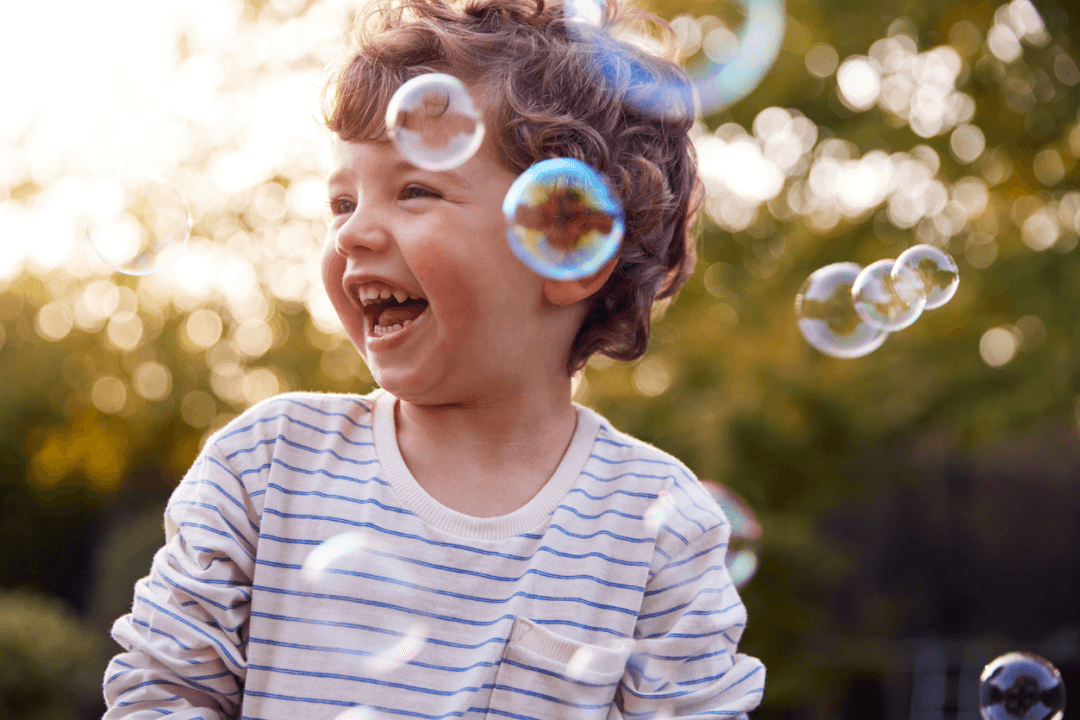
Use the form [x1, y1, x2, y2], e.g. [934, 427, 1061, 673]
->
[0, 590, 106, 720]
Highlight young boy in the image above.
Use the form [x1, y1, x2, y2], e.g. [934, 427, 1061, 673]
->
[103, 0, 765, 717]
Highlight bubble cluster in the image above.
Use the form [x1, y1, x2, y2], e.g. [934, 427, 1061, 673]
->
[385, 73, 485, 171]
[796, 244, 959, 358]
[503, 158, 624, 280]
[979, 652, 1066, 720]
[83, 172, 191, 276]
[700, 480, 762, 588]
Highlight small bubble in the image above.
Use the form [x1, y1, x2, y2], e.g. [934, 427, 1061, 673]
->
[795, 262, 889, 358]
[700, 481, 762, 588]
[503, 158, 624, 280]
[301, 532, 366, 584]
[978, 652, 1065, 720]
[892, 244, 959, 309]
[83, 172, 191, 276]
[363, 621, 427, 675]
[852, 259, 926, 332]
[385, 73, 485, 171]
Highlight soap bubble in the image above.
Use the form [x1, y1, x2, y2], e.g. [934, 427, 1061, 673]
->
[687, 0, 787, 116]
[300, 532, 366, 584]
[892, 244, 960, 310]
[795, 262, 889, 358]
[363, 621, 428, 675]
[83, 172, 191, 276]
[572, 0, 785, 118]
[701, 480, 762, 588]
[979, 652, 1066, 720]
[503, 158, 624, 280]
[852, 258, 926, 332]
[385, 73, 485, 171]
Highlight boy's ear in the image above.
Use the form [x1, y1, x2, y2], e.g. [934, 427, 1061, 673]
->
[542, 255, 620, 306]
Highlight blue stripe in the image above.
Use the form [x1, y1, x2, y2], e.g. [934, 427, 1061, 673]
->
[249, 610, 508, 650]
[259, 514, 650, 568]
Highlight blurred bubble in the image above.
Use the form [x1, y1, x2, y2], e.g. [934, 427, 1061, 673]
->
[301, 532, 366, 584]
[980, 326, 1020, 367]
[700, 481, 762, 588]
[364, 621, 427, 675]
[852, 259, 925, 332]
[978, 652, 1065, 720]
[643, 489, 677, 535]
[503, 158, 623, 280]
[334, 708, 379, 720]
[795, 262, 889, 359]
[83, 172, 191, 276]
[385, 73, 485, 171]
[892, 244, 960, 309]
[566, 646, 600, 681]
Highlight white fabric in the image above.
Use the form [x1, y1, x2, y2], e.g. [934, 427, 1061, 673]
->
[104, 389, 765, 719]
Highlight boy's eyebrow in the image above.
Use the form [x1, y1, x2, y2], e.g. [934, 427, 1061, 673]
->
[326, 159, 475, 190]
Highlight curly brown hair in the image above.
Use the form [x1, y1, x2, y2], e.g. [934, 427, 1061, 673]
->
[323, 0, 702, 374]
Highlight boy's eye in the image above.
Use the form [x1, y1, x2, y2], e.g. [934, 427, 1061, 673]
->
[401, 184, 441, 200]
[327, 197, 355, 217]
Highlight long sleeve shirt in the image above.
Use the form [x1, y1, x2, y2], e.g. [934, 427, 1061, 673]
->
[104, 388, 765, 719]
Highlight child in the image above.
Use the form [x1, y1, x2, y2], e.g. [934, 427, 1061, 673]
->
[103, 0, 766, 716]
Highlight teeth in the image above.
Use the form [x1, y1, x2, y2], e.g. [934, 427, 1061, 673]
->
[372, 318, 414, 336]
[353, 283, 423, 306]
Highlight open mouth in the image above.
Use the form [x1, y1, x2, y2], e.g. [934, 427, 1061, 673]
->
[356, 287, 430, 336]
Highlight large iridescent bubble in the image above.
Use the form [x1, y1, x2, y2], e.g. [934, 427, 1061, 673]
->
[569, 0, 785, 118]
[385, 73, 485, 171]
[686, 0, 787, 116]
[795, 262, 889, 358]
[503, 158, 624, 280]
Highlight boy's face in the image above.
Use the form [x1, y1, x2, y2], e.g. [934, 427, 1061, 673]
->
[322, 137, 568, 404]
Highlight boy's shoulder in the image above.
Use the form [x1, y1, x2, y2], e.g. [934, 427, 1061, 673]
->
[577, 403, 728, 540]
[204, 390, 381, 453]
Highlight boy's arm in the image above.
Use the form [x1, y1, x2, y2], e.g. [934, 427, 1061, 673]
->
[103, 448, 259, 719]
[611, 523, 766, 719]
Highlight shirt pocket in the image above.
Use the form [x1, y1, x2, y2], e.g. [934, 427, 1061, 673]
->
[486, 616, 633, 720]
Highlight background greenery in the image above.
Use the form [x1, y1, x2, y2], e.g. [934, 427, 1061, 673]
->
[1, 0, 1078, 717]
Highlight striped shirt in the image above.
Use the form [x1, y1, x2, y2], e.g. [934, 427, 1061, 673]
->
[104, 388, 765, 719]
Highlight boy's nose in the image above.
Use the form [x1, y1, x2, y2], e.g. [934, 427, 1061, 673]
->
[334, 207, 392, 257]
